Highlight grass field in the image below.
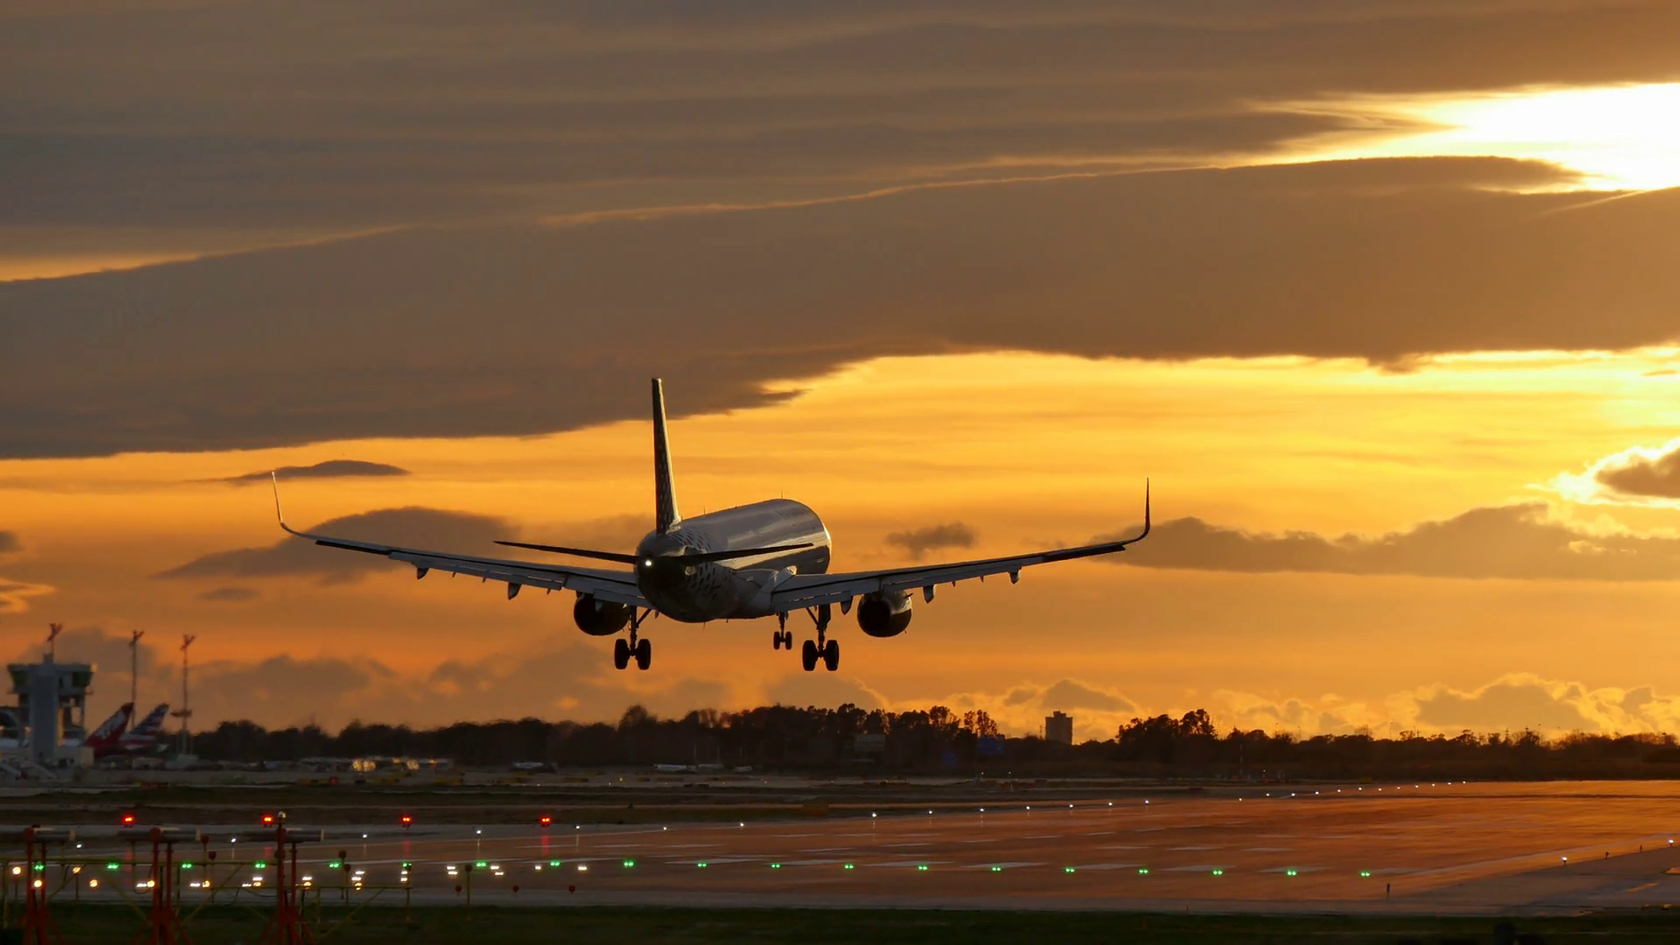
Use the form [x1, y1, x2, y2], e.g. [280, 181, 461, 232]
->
[14, 905, 1680, 944]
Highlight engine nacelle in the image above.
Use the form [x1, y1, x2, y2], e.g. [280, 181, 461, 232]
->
[856, 589, 913, 638]
[573, 594, 633, 636]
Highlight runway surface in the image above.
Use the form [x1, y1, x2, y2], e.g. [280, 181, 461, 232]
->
[45, 780, 1680, 914]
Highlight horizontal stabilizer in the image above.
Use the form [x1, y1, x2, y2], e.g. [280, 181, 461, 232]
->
[676, 543, 815, 564]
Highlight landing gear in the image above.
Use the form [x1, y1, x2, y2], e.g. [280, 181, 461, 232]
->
[772, 629, 792, 650]
[798, 606, 839, 672]
[615, 609, 653, 671]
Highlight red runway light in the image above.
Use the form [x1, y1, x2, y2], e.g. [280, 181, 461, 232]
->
[539, 815, 552, 828]
[261, 814, 275, 827]
[120, 813, 135, 827]
[400, 814, 413, 828]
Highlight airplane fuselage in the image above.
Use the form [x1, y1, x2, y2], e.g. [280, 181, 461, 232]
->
[633, 499, 830, 622]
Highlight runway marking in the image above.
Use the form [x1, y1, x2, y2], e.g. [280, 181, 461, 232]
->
[1624, 882, 1658, 892]
[1162, 865, 1228, 873]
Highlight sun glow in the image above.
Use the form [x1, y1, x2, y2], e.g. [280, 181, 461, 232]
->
[1282, 83, 1680, 191]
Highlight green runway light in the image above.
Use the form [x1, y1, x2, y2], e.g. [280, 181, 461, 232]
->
[1286, 869, 1299, 877]
[916, 864, 928, 871]
[991, 866, 1003, 872]
[31, 864, 43, 871]
[1212, 869, 1224, 876]
[327, 861, 341, 869]
[1137, 868, 1150, 875]
[1359, 870, 1372, 877]
[180, 863, 192, 869]
[622, 860, 635, 868]
[475, 861, 488, 869]
[402, 862, 413, 870]
[106, 863, 120, 871]
[549, 860, 562, 867]
[770, 863, 781, 869]
[697, 862, 708, 869]
[1064, 867, 1076, 873]
[254, 861, 268, 869]
[843, 863, 855, 870]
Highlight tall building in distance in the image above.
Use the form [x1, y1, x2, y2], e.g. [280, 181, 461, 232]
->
[1045, 711, 1074, 746]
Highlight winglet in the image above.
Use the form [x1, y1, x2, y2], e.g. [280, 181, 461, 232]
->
[652, 377, 681, 534]
[271, 471, 301, 536]
[1141, 477, 1150, 539]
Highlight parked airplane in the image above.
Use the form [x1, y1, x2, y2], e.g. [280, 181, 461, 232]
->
[110, 703, 171, 757]
[275, 379, 1150, 673]
[80, 702, 132, 754]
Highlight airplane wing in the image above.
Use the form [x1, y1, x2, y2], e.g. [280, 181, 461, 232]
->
[271, 476, 648, 608]
[771, 482, 1150, 612]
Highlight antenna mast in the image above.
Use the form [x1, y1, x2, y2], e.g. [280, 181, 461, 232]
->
[130, 630, 145, 713]
[46, 623, 62, 661]
[172, 634, 196, 756]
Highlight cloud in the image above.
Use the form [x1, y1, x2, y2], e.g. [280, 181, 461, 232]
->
[0, 579, 53, 615]
[1040, 679, 1135, 713]
[215, 460, 409, 485]
[0, 532, 18, 555]
[155, 507, 509, 583]
[2, 0, 1676, 239]
[1411, 676, 1596, 732]
[885, 522, 977, 560]
[1106, 502, 1680, 581]
[196, 586, 259, 603]
[1554, 437, 1680, 505]
[764, 674, 888, 711]
[5, 158, 1680, 458]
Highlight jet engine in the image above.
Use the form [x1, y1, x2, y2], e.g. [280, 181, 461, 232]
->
[856, 589, 913, 638]
[573, 594, 634, 636]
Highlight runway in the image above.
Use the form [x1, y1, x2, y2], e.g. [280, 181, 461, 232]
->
[53, 781, 1680, 914]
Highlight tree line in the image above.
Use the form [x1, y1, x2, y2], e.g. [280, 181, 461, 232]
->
[189, 705, 1680, 780]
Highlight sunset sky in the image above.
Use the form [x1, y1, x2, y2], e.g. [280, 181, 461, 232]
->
[4, 1, 1680, 742]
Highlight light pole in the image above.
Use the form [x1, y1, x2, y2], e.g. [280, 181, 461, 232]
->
[171, 635, 196, 756]
[130, 630, 144, 714]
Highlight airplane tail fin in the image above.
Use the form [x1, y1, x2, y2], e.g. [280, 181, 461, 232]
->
[652, 378, 681, 534]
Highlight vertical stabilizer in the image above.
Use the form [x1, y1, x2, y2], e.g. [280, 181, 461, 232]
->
[652, 378, 681, 533]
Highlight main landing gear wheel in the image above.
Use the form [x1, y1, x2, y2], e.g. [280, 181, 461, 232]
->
[613, 638, 630, 670]
[801, 639, 818, 672]
[635, 638, 652, 671]
[773, 629, 792, 650]
[823, 639, 839, 672]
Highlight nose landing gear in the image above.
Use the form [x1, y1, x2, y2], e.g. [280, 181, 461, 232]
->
[773, 613, 793, 650]
[614, 609, 653, 670]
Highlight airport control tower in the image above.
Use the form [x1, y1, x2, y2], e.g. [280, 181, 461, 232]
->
[7, 658, 95, 766]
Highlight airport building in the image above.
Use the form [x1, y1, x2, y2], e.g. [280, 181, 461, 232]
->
[4, 657, 96, 768]
[1044, 711, 1074, 745]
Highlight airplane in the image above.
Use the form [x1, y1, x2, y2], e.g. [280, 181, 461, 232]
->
[109, 703, 170, 757]
[273, 379, 1150, 673]
[81, 702, 133, 755]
